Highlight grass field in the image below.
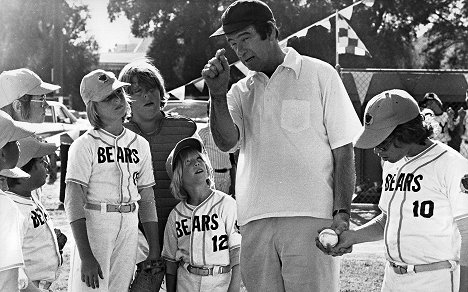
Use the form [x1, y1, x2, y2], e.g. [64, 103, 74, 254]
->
[40, 175, 385, 291]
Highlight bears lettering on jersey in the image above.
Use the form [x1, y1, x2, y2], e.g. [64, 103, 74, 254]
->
[175, 214, 219, 237]
[30, 206, 48, 228]
[384, 173, 423, 192]
[97, 146, 140, 164]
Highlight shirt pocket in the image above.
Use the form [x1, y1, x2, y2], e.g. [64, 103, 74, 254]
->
[280, 100, 311, 133]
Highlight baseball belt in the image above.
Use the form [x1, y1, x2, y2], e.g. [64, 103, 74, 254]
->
[182, 262, 230, 276]
[389, 260, 457, 274]
[214, 168, 230, 173]
[85, 202, 137, 213]
[32, 280, 53, 289]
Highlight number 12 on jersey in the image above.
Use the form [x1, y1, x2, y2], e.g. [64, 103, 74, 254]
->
[212, 234, 229, 252]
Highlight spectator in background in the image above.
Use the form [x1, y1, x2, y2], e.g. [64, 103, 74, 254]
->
[119, 59, 198, 257]
[419, 92, 455, 144]
[198, 102, 237, 196]
[457, 90, 468, 159]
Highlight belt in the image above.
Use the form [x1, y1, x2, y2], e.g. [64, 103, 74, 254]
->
[214, 168, 230, 173]
[85, 202, 137, 213]
[182, 262, 230, 276]
[389, 260, 457, 274]
[32, 280, 53, 289]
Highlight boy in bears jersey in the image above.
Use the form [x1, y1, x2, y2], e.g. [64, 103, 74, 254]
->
[317, 89, 468, 291]
[65, 69, 160, 291]
[162, 138, 241, 292]
[0, 111, 36, 292]
[0, 136, 66, 292]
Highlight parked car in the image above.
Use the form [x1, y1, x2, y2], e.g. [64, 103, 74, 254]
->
[32, 101, 92, 145]
[163, 99, 209, 130]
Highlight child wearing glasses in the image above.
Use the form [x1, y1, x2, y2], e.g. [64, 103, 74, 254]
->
[65, 69, 160, 291]
[162, 138, 241, 292]
[0, 137, 65, 292]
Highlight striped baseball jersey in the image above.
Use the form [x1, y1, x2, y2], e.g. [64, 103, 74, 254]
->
[66, 128, 155, 207]
[198, 126, 232, 170]
[379, 141, 468, 265]
[162, 190, 241, 267]
[5, 191, 61, 282]
[0, 191, 25, 272]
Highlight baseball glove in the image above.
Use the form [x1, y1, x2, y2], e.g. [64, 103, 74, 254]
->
[129, 259, 165, 292]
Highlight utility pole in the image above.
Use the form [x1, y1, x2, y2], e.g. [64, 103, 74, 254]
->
[52, 0, 65, 104]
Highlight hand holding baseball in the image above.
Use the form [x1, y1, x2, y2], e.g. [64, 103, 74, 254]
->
[202, 49, 231, 96]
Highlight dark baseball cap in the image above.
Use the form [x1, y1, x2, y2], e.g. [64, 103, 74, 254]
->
[210, 0, 275, 37]
[166, 138, 204, 179]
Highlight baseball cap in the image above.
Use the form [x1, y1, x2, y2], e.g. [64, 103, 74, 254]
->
[420, 92, 442, 108]
[0, 110, 35, 149]
[0, 167, 30, 179]
[210, 0, 275, 37]
[80, 69, 130, 105]
[166, 138, 204, 179]
[16, 136, 57, 168]
[354, 89, 420, 149]
[0, 68, 60, 108]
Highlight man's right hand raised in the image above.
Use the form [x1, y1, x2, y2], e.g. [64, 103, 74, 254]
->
[202, 48, 230, 97]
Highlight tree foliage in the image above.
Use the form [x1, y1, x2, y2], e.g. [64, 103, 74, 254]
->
[108, 0, 468, 89]
[0, 0, 99, 110]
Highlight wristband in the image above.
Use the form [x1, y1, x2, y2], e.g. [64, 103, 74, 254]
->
[332, 209, 350, 217]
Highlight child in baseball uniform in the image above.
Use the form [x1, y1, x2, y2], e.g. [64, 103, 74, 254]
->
[65, 69, 160, 291]
[0, 136, 65, 292]
[318, 89, 468, 292]
[0, 111, 35, 292]
[162, 137, 241, 292]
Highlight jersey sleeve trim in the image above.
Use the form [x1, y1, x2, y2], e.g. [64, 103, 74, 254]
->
[65, 178, 89, 188]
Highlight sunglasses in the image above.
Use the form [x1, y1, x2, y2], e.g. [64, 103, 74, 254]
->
[30, 95, 48, 108]
[375, 136, 395, 152]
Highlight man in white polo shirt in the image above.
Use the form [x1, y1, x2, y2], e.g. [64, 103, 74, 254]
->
[201, 1, 361, 291]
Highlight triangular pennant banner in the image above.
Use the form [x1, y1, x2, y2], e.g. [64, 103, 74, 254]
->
[317, 19, 331, 30]
[340, 6, 353, 20]
[234, 61, 250, 76]
[351, 71, 373, 105]
[194, 79, 205, 92]
[337, 14, 371, 57]
[464, 74, 468, 87]
[170, 86, 185, 100]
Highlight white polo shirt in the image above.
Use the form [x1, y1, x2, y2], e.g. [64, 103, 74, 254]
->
[227, 47, 361, 225]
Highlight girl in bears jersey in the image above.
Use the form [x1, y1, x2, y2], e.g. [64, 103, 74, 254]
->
[162, 137, 241, 292]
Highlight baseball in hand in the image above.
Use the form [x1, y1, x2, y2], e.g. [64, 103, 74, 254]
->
[319, 228, 338, 247]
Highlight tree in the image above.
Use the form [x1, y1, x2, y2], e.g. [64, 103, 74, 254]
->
[108, 0, 467, 90]
[0, 0, 99, 110]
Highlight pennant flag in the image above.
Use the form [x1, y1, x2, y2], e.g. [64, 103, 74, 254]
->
[194, 79, 205, 92]
[337, 14, 371, 57]
[170, 85, 185, 100]
[340, 6, 353, 20]
[317, 19, 331, 30]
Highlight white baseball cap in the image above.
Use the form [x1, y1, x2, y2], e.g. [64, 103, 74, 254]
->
[0, 68, 60, 108]
[16, 136, 57, 168]
[354, 89, 420, 149]
[0, 167, 30, 179]
[0, 110, 35, 149]
[166, 138, 204, 179]
[80, 69, 130, 105]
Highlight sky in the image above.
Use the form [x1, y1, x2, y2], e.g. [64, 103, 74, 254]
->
[69, 0, 138, 52]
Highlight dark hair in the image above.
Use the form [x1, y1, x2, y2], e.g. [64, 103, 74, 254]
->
[252, 20, 279, 40]
[6, 157, 38, 188]
[392, 115, 433, 145]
